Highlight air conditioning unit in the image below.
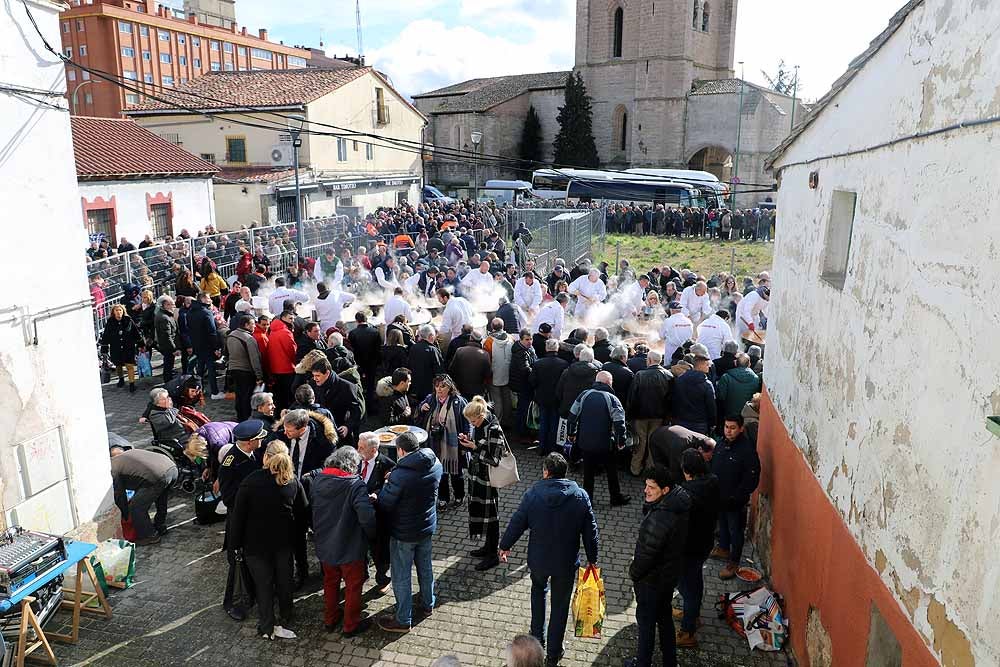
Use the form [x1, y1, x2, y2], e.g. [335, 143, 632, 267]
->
[270, 144, 293, 167]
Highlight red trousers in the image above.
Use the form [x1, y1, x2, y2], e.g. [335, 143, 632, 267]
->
[322, 560, 366, 631]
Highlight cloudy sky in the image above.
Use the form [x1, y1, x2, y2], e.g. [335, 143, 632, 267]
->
[240, 0, 906, 101]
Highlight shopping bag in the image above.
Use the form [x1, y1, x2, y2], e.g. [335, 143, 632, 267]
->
[230, 550, 254, 610]
[137, 352, 153, 377]
[717, 587, 787, 652]
[572, 564, 606, 639]
[84, 555, 110, 599]
[526, 401, 540, 431]
[487, 443, 520, 489]
[121, 517, 138, 542]
[95, 539, 136, 589]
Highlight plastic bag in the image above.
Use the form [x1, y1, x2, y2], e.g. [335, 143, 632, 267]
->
[526, 401, 540, 431]
[137, 352, 153, 377]
[95, 539, 136, 589]
[572, 564, 606, 639]
[717, 586, 787, 652]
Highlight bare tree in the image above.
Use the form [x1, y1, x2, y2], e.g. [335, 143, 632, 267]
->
[761, 59, 799, 96]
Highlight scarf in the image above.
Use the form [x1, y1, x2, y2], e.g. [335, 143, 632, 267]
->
[431, 397, 461, 475]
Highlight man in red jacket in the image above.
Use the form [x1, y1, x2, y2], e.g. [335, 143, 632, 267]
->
[266, 309, 298, 411]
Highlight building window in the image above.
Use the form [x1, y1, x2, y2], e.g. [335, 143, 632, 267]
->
[224, 62, 234, 71]
[200, 153, 216, 163]
[613, 105, 628, 153]
[62, 21, 69, 33]
[238, 46, 247, 57]
[223, 42, 233, 53]
[160, 53, 171, 64]
[288, 55, 306, 67]
[144, 73, 153, 83]
[142, 50, 151, 60]
[821, 189, 858, 290]
[211, 62, 220, 71]
[336, 138, 347, 162]
[84, 92, 93, 104]
[181, 77, 188, 84]
[67, 70, 77, 82]
[178, 55, 186, 66]
[251, 48, 272, 61]
[226, 136, 247, 163]
[158, 30, 170, 41]
[121, 46, 135, 58]
[125, 93, 140, 104]
[193, 58, 201, 68]
[375, 87, 388, 125]
[82, 70, 90, 80]
[177, 34, 186, 44]
[162, 75, 175, 86]
[210, 40, 219, 51]
[692, 0, 699, 29]
[79, 45, 87, 56]
[77, 19, 84, 31]
[140, 26, 149, 37]
[150, 203, 172, 239]
[612, 7, 623, 58]
[365, 143, 374, 160]
[64, 47, 72, 58]
[353, 140, 359, 151]
[123, 70, 137, 80]
[702, 2, 710, 31]
[135, 3, 145, 11]
[118, 20, 132, 33]
[86, 208, 115, 244]
[192, 37, 200, 47]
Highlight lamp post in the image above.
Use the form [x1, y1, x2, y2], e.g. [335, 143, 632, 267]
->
[288, 114, 306, 259]
[470, 129, 483, 202]
[731, 62, 745, 209]
[71, 80, 98, 114]
[789, 64, 800, 132]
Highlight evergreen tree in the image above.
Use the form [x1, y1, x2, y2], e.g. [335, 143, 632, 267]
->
[552, 72, 600, 168]
[517, 105, 544, 176]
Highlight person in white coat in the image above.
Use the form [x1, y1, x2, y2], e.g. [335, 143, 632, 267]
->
[532, 294, 568, 339]
[267, 277, 310, 316]
[314, 283, 355, 333]
[735, 286, 770, 338]
[373, 256, 399, 290]
[568, 269, 607, 320]
[383, 287, 413, 326]
[660, 301, 694, 360]
[513, 273, 542, 316]
[680, 281, 713, 330]
[695, 309, 733, 361]
[313, 247, 344, 288]
[437, 287, 474, 347]
[460, 261, 494, 296]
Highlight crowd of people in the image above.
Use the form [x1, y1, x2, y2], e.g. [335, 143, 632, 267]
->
[605, 203, 775, 241]
[105, 197, 771, 667]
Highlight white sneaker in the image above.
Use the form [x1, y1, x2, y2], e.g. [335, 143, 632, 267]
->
[210, 393, 226, 400]
[273, 626, 297, 639]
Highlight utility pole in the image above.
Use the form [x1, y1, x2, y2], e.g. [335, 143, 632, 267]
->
[355, 0, 364, 64]
[790, 64, 800, 132]
[288, 115, 306, 259]
[732, 61, 745, 209]
[471, 129, 483, 202]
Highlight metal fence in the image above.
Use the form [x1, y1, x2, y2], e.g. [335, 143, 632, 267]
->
[506, 207, 607, 274]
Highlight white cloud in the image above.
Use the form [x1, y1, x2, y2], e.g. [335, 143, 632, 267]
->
[368, 18, 574, 99]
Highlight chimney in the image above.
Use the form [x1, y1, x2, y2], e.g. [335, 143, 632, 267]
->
[188, 13, 197, 24]
[258, 28, 268, 41]
[241, 27, 247, 36]
[230, 23, 236, 33]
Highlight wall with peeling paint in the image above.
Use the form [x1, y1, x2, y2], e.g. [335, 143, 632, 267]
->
[768, 1, 1000, 665]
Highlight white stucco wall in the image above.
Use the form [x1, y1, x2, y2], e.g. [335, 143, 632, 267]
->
[79, 176, 216, 242]
[1, 0, 116, 540]
[769, 2, 1000, 663]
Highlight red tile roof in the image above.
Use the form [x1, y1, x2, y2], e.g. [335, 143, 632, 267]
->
[71, 117, 219, 179]
[125, 67, 372, 113]
[215, 167, 295, 184]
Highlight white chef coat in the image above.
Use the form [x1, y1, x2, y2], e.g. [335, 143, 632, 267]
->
[660, 312, 694, 358]
[696, 313, 733, 361]
[680, 285, 713, 322]
[373, 265, 398, 290]
[735, 290, 767, 337]
[513, 277, 542, 313]
[314, 290, 354, 332]
[568, 275, 607, 319]
[313, 258, 344, 287]
[440, 296, 474, 338]
[532, 301, 565, 339]
[460, 268, 494, 295]
[383, 294, 413, 326]
[268, 287, 310, 316]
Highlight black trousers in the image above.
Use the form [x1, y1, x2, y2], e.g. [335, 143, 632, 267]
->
[438, 472, 465, 502]
[272, 373, 295, 413]
[245, 548, 294, 636]
[230, 369, 257, 422]
[582, 448, 623, 504]
[293, 516, 310, 579]
[372, 511, 391, 585]
[161, 347, 176, 382]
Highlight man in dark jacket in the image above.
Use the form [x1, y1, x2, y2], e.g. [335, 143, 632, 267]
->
[627, 350, 673, 476]
[712, 340, 739, 380]
[592, 328, 613, 364]
[347, 311, 382, 400]
[555, 347, 601, 420]
[154, 295, 178, 382]
[187, 292, 222, 397]
[711, 415, 760, 579]
[568, 372, 630, 507]
[448, 332, 491, 400]
[509, 328, 539, 440]
[311, 446, 376, 636]
[648, 425, 716, 483]
[670, 347, 717, 436]
[531, 322, 552, 359]
[294, 321, 327, 364]
[626, 343, 649, 375]
[500, 453, 599, 666]
[626, 464, 691, 667]
[407, 325, 443, 405]
[528, 338, 567, 454]
[358, 432, 396, 591]
[602, 344, 634, 408]
[375, 432, 443, 633]
[310, 359, 363, 447]
[445, 323, 473, 366]
[558, 328, 588, 364]
[676, 450, 721, 648]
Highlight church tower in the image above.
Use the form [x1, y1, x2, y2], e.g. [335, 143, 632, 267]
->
[575, 0, 738, 168]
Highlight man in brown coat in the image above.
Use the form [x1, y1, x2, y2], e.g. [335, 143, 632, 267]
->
[448, 331, 492, 400]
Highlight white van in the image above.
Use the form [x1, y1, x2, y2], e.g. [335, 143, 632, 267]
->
[481, 180, 533, 206]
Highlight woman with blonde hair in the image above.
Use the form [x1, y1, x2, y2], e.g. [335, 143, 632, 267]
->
[99, 303, 143, 392]
[228, 440, 307, 640]
[459, 395, 508, 571]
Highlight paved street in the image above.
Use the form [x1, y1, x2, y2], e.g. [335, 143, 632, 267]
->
[52, 374, 790, 667]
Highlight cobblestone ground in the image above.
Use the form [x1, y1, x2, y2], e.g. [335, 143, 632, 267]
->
[52, 371, 791, 667]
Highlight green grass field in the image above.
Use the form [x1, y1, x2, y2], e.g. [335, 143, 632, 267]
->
[597, 234, 774, 279]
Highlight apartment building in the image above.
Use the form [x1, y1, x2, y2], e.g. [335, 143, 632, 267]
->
[59, 0, 310, 118]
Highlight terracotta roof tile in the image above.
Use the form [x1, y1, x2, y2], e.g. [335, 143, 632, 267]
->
[415, 71, 571, 114]
[71, 117, 219, 179]
[215, 167, 296, 184]
[125, 67, 371, 113]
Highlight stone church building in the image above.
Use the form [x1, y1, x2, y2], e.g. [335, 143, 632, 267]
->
[414, 0, 801, 206]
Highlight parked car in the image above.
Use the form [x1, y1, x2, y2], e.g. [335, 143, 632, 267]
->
[423, 185, 455, 205]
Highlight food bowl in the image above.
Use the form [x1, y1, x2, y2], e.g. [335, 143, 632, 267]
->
[736, 566, 763, 583]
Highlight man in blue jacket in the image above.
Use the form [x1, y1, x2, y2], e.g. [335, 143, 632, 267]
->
[187, 291, 223, 398]
[499, 453, 599, 667]
[375, 432, 443, 633]
[710, 415, 761, 579]
[568, 371, 630, 507]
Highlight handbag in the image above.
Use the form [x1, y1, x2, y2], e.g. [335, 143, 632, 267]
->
[137, 351, 153, 377]
[488, 440, 520, 489]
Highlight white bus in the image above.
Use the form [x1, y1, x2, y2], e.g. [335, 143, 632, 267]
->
[625, 168, 729, 208]
[531, 168, 708, 208]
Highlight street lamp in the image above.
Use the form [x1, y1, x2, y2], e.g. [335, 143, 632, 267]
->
[470, 129, 483, 202]
[71, 79, 99, 114]
[731, 62, 745, 209]
[288, 114, 306, 259]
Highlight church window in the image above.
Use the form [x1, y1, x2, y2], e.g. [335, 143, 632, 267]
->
[452, 124, 462, 149]
[692, 1, 699, 29]
[620, 111, 628, 151]
[612, 7, 624, 58]
[702, 2, 710, 31]
[613, 105, 629, 154]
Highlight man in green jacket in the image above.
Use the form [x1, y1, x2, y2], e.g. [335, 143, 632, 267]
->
[716, 354, 762, 429]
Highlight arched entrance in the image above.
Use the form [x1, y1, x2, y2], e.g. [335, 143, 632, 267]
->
[688, 146, 733, 182]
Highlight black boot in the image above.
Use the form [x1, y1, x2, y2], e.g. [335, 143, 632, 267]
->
[129, 383, 136, 394]
[117, 376, 125, 388]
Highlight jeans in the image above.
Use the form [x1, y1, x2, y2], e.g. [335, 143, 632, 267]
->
[718, 505, 748, 564]
[489, 385, 513, 428]
[389, 536, 435, 626]
[582, 449, 622, 504]
[530, 567, 575, 660]
[634, 581, 676, 667]
[196, 353, 219, 395]
[322, 560, 366, 631]
[245, 548, 294, 635]
[538, 406, 559, 454]
[676, 558, 705, 633]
